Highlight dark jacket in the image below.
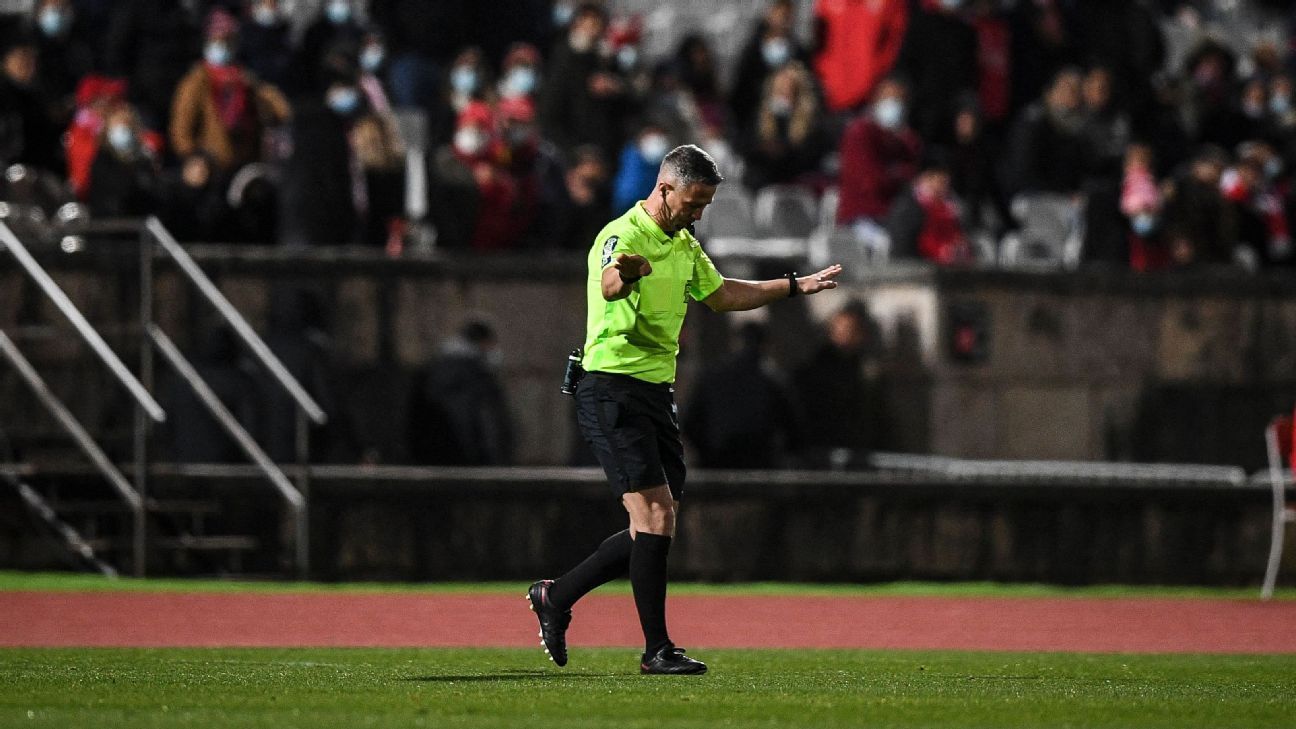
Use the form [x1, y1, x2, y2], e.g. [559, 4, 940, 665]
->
[278, 103, 361, 246]
[408, 340, 513, 466]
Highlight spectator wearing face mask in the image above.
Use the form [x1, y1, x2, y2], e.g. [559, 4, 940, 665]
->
[498, 43, 542, 105]
[85, 102, 161, 217]
[836, 77, 922, 257]
[605, 15, 648, 102]
[428, 101, 518, 252]
[730, 0, 808, 134]
[30, 0, 94, 125]
[1120, 142, 1168, 272]
[278, 70, 370, 246]
[239, 0, 293, 90]
[294, 0, 363, 94]
[611, 123, 670, 214]
[740, 61, 829, 191]
[169, 9, 292, 181]
[446, 46, 489, 115]
[498, 96, 564, 249]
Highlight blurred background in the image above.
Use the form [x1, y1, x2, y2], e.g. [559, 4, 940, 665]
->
[0, 0, 1294, 589]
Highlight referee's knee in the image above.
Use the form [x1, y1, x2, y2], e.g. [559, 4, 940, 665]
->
[625, 487, 676, 536]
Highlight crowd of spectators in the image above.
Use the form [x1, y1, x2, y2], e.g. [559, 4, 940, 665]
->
[1, 0, 1295, 270]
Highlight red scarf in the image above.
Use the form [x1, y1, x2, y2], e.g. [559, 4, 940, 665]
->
[204, 62, 249, 130]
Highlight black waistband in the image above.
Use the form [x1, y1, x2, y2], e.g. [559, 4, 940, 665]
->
[586, 371, 674, 392]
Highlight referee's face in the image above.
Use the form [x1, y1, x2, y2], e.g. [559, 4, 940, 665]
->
[661, 182, 716, 233]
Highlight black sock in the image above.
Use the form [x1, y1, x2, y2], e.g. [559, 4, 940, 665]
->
[629, 532, 672, 656]
[547, 529, 633, 610]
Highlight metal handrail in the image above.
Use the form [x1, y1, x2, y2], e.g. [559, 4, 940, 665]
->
[144, 217, 326, 425]
[0, 331, 145, 574]
[4, 474, 117, 577]
[867, 452, 1248, 487]
[0, 222, 165, 422]
[147, 324, 307, 572]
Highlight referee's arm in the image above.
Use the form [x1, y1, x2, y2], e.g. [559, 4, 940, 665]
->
[703, 264, 844, 312]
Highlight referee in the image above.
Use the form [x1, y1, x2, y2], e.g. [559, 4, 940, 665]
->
[528, 144, 843, 675]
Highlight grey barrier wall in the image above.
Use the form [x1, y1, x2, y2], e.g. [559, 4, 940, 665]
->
[3, 246, 1295, 470]
[1, 466, 1276, 585]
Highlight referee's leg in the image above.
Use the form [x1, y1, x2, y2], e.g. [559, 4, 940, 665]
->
[622, 485, 676, 659]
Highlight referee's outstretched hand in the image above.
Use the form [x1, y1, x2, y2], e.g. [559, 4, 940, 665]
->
[797, 264, 844, 295]
[614, 253, 653, 279]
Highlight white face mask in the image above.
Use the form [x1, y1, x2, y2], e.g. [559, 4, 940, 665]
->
[360, 46, 385, 73]
[502, 66, 537, 98]
[204, 42, 232, 67]
[761, 37, 790, 68]
[326, 86, 360, 115]
[638, 134, 669, 162]
[107, 124, 134, 153]
[768, 96, 793, 117]
[873, 97, 905, 130]
[38, 7, 69, 37]
[326, 1, 351, 25]
[454, 127, 487, 156]
[616, 46, 638, 72]
[450, 66, 478, 95]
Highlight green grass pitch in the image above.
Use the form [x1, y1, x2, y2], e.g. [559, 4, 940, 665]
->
[2, 647, 1294, 728]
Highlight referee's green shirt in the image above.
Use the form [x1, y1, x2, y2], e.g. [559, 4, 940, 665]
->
[582, 202, 725, 384]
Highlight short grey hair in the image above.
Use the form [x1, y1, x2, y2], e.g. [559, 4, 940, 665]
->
[660, 144, 724, 188]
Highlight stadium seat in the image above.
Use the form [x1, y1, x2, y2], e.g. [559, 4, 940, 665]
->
[998, 193, 1086, 269]
[695, 186, 756, 240]
[1262, 413, 1296, 599]
[753, 184, 818, 239]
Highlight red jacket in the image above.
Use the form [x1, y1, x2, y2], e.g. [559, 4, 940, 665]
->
[836, 115, 921, 222]
[813, 0, 908, 112]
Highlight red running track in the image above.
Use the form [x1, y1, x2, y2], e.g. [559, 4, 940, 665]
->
[2, 592, 1294, 654]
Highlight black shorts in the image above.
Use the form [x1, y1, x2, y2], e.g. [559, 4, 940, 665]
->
[575, 371, 686, 500]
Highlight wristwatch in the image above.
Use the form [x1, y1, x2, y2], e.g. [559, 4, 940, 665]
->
[786, 272, 798, 298]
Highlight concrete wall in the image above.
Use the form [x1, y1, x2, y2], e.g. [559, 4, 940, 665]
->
[4, 247, 1296, 469]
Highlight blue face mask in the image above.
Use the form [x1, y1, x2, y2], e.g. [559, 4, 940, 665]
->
[617, 46, 638, 72]
[360, 46, 385, 73]
[1271, 94, 1291, 117]
[502, 67, 537, 97]
[1131, 213, 1157, 237]
[761, 38, 790, 68]
[107, 124, 134, 153]
[450, 66, 478, 95]
[552, 3, 574, 27]
[873, 98, 905, 130]
[326, 1, 351, 25]
[326, 87, 360, 116]
[204, 42, 232, 67]
[38, 8, 68, 37]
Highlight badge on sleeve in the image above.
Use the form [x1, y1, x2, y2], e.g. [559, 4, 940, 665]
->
[600, 236, 620, 267]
